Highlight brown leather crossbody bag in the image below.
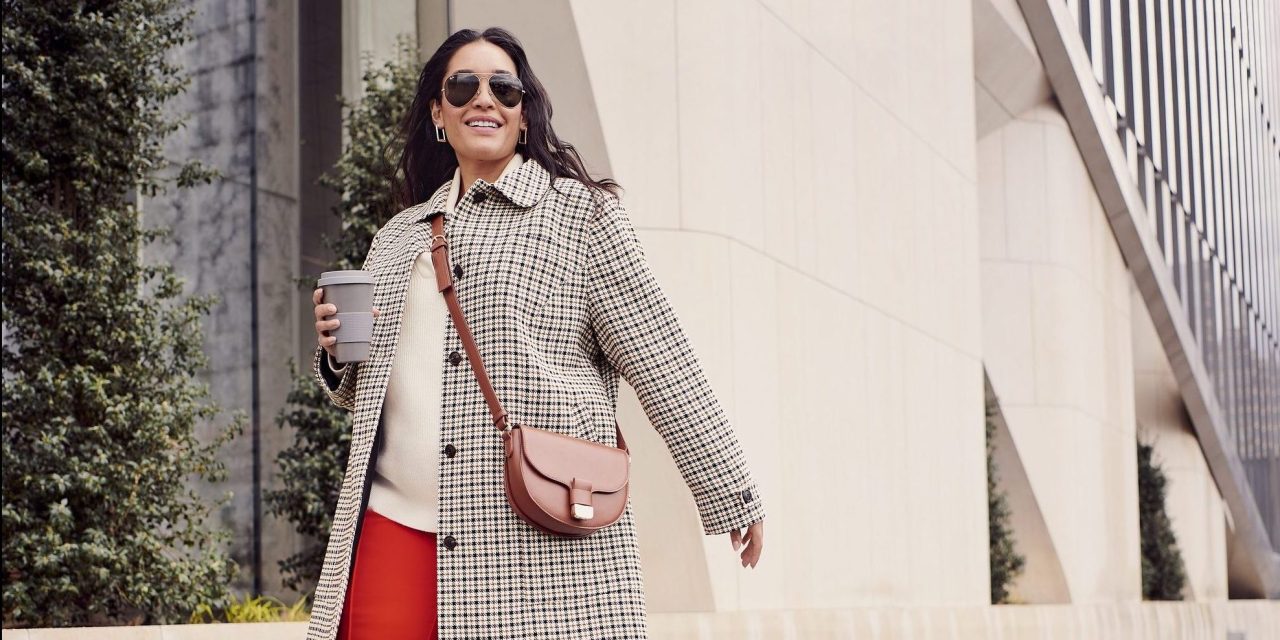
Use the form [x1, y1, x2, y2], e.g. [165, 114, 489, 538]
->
[426, 212, 631, 538]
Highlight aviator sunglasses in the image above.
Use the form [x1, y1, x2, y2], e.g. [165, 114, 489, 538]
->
[443, 72, 526, 108]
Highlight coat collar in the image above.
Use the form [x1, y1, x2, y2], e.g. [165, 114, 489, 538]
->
[416, 154, 551, 222]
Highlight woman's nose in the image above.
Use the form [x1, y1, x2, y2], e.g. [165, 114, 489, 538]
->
[471, 80, 497, 107]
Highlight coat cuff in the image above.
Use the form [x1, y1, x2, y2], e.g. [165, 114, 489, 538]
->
[313, 346, 358, 411]
[696, 479, 766, 536]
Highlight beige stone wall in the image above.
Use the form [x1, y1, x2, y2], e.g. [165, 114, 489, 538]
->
[564, 0, 988, 613]
[977, 101, 1141, 602]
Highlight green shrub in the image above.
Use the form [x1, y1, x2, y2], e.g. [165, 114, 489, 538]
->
[264, 360, 355, 594]
[987, 400, 1025, 604]
[1138, 440, 1188, 600]
[189, 593, 309, 624]
[2, 0, 241, 627]
[263, 35, 418, 594]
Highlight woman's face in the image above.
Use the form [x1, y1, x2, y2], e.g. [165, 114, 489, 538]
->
[431, 41, 527, 163]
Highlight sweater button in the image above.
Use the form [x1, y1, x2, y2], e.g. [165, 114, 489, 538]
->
[442, 535, 457, 550]
[443, 443, 457, 458]
[448, 350, 462, 365]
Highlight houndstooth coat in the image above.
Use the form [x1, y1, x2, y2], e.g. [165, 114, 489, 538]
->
[305, 157, 766, 639]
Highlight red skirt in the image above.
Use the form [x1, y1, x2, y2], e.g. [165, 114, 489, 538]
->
[337, 507, 438, 640]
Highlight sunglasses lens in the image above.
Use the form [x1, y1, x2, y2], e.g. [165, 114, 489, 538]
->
[489, 75, 524, 108]
[445, 73, 524, 108]
[445, 73, 480, 107]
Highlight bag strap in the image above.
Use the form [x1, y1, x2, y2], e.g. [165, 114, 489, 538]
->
[426, 211, 630, 454]
[428, 213, 511, 432]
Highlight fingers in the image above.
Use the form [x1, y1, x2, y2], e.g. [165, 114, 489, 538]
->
[312, 295, 379, 318]
[316, 323, 340, 351]
[313, 290, 378, 353]
[730, 528, 741, 551]
[740, 535, 760, 569]
[315, 316, 341, 336]
[735, 522, 763, 569]
[314, 288, 340, 351]
[313, 300, 337, 321]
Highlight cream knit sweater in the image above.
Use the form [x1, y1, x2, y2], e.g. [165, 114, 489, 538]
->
[328, 152, 525, 532]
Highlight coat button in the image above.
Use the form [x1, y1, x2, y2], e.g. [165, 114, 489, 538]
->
[742, 489, 753, 503]
[452, 264, 463, 279]
[443, 443, 457, 458]
[442, 534, 457, 550]
[473, 191, 487, 204]
[448, 350, 462, 365]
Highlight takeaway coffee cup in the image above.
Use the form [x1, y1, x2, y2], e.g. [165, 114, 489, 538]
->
[317, 270, 375, 364]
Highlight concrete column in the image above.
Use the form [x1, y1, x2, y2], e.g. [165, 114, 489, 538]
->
[978, 100, 1141, 602]
[1132, 283, 1230, 601]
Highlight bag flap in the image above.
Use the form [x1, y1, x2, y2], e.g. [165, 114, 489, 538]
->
[519, 426, 629, 493]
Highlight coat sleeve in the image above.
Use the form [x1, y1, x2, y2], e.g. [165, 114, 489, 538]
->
[313, 346, 358, 412]
[585, 194, 766, 536]
[310, 227, 385, 412]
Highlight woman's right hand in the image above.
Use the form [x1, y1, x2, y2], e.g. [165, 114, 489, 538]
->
[313, 288, 380, 358]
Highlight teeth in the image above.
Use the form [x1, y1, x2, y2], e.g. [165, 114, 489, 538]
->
[467, 121, 499, 128]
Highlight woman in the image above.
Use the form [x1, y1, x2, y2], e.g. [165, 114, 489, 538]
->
[308, 27, 766, 640]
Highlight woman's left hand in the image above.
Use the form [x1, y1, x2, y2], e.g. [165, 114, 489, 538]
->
[730, 519, 764, 569]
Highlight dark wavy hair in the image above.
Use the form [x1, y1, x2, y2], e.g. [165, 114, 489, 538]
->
[391, 27, 621, 210]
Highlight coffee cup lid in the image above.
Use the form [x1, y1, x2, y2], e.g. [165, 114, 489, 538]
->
[317, 270, 375, 287]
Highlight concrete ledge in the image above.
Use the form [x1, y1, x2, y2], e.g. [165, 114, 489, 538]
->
[0, 623, 306, 640]
[4, 601, 1277, 639]
[652, 602, 1278, 638]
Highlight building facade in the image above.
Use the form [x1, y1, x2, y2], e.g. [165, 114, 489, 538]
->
[150, 0, 1277, 636]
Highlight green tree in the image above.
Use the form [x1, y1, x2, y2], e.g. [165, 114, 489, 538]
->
[987, 400, 1025, 604]
[2, 0, 242, 627]
[1138, 440, 1188, 600]
[264, 35, 418, 595]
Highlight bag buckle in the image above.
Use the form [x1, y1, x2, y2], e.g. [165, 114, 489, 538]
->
[570, 478, 593, 520]
[496, 412, 514, 432]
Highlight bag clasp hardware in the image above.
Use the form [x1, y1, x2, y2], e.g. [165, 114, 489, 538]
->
[570, 477, 594, 520]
